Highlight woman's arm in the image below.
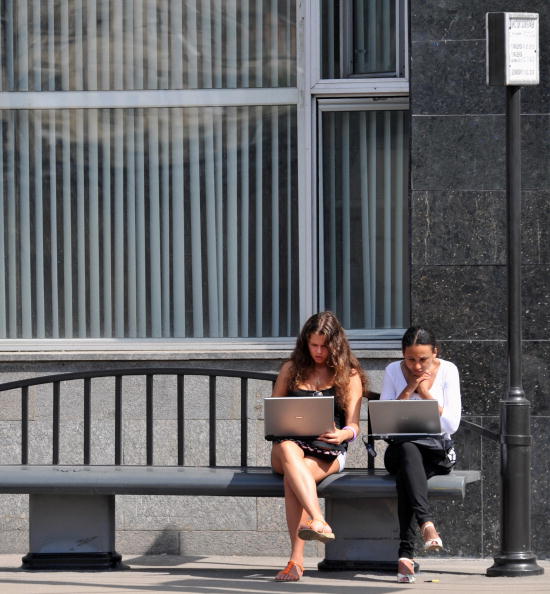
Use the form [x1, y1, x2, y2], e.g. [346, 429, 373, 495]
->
[318, 372, 363, 444]
[440, 362, 462, 435]
[272, 361, 292, 397]
[380, 362, 403, 400]
[341, 372, 363, 441]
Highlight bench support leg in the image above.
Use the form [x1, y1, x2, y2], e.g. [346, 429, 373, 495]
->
[319, 497, 400, 571]
[22, 494, 123, 570]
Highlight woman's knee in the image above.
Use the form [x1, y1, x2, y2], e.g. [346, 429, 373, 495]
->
[271, 441, 303, 468]
[385, 441, 423, 473]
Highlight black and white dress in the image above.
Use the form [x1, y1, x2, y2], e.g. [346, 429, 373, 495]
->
[273, 387, 348, 471]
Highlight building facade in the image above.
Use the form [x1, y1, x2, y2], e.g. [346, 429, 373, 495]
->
[0, 1, 548, 559]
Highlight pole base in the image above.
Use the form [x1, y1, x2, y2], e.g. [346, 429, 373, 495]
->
[487, 554, 544, 577]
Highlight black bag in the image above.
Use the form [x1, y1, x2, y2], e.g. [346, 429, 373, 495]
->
[387, 435, 456, 470]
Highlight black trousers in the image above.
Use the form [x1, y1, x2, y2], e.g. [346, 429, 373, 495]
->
[384, 441, 453, 559]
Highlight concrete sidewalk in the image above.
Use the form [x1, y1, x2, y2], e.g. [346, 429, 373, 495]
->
[0, 555, 548, 593]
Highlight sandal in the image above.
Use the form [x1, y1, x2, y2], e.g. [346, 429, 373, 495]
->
[297, 518, 335, 543]
[421, 521, 443, 552]
[397, 557, 416, 583]
[275, 560, 304, 582]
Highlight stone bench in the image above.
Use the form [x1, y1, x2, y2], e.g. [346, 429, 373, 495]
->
[0, 367, 480, 570]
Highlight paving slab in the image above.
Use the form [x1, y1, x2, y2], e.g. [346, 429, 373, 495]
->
[0, 555, 548, 593]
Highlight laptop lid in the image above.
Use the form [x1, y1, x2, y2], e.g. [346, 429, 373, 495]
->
[368, 399, 442, 439]
[264, 396, 334, 440]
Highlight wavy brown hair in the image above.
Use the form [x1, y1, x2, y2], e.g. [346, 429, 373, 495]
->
[287, 311, 367, 407]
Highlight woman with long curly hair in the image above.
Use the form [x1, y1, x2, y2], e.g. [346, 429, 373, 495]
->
[270, 311, 367, 582]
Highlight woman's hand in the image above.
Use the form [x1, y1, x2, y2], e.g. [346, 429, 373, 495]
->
[399, 366, 432, 399]
[413, 372, 433, 398]
[317, 424, 348, 446]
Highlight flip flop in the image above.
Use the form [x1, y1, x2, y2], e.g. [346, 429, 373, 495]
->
[275, 560, 304, 581]
[397, 557, 416, 583]
[298, 518, 335, 543]
[422, 521, 443, 552]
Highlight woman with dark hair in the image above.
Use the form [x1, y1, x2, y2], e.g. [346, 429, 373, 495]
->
[271, 311, 367, 582]
[381, 326, 461, 583]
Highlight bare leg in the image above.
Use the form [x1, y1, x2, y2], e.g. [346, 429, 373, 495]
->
[272, 442, 340, 581]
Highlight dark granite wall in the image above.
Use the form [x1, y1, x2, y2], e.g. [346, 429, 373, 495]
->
[410, 1, 550, 559]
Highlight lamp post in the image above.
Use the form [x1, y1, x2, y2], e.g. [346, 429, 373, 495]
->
[485, 12, 543, 577]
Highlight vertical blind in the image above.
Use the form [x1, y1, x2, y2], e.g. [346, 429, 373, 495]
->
[0, 0, 296, 90]
[321, 0, 400, 79]
[319, 107, 409, 329]
[0, 106, 298, 339]
[0, 0, 300, 340]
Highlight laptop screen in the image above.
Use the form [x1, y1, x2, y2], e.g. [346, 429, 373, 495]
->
[264, 396, 334, 440]
[368, 399, 442, 437]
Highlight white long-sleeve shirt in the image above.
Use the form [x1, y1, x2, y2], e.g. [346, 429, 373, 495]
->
[380, 359, 462, 438]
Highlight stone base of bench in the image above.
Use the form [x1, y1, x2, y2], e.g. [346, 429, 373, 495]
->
[25, 493, 123, 570]
[321, 495, 400, 570]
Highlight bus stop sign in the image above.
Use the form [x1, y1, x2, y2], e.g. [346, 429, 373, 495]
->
[486, 12, 539, 86]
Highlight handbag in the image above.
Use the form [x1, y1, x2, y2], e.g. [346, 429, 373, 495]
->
[386, 435, 456, 470]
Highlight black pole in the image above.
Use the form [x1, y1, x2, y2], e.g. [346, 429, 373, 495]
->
[486, 86, 543, 577]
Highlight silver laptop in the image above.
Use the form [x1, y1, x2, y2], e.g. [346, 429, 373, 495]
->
[264, 396, 334, 440]
[368, 399, 442, 439]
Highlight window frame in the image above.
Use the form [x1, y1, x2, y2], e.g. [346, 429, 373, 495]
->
[302, 0, 409, 341]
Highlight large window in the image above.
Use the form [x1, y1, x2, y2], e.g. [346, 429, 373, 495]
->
[315, 0, 409, 334]
[0, 1, 407, 342]
[318, 100, 409, 330]
[0, 106, 298, 338]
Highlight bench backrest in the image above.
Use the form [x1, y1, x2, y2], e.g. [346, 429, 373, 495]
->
[0, 368, 277, 468]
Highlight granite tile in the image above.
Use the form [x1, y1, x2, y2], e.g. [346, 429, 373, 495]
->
[453, 416, 483, 470]
[411, 115, 505, 191]
[177, 529, 320, 557]
[410, 0, 549, 43]
[90, 377, 117, 419]
[116, 530, 179, 555]
[0, 530, 27, 554]
[411, 40, 504, 115]
[439, 341, 507, 416]
[411, 190, 506, 265]
[0, 389, 21, 421]
[411, 266, 507, 340]
[27, 420, 53, 465]
[522, 116, 550, 190]
[117, 495, 255, 531]
[523, 341, 550, 415]
[58, 419, 85, 465]
[523, 190, 550, 265]
[426, 480, 482, 558]
[256, 498, 286, 532]
[522, 265, 550, 340]
[91, 419, 116, 465]
[0, 421, 21, 465]
[0, 494, 28, 530]
[121, 420, 147, 465]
